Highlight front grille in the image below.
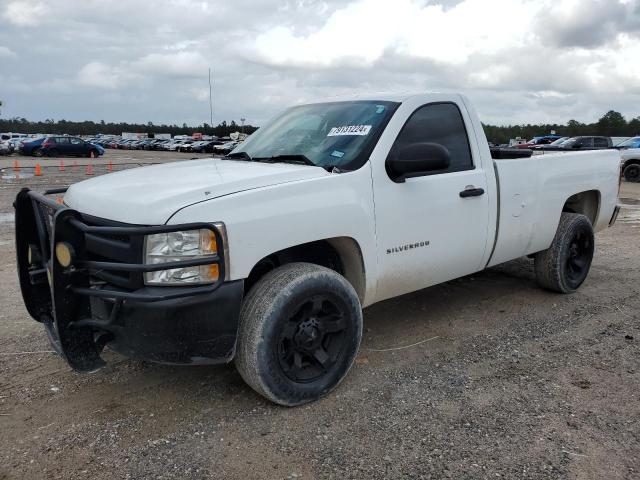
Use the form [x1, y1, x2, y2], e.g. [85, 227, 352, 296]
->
[80, 213, 145, 291]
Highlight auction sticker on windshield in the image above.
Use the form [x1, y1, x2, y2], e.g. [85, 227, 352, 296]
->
[327, 125, 372, 136]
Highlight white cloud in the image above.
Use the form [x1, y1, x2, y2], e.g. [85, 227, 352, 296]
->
[0, 46, 17, 58]
[2, 0, 49, 27]
[1, 0, 639, 125]
[252, 0, 540, 67]
[133, 51, 208, 78]
[77, 62, 127, 90]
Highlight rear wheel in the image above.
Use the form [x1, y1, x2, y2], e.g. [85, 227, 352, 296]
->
[534, 213, 594, 293]
[33, 148, 43, 157]
[235, 263, 362, 406]
[623, 164, 640, 182]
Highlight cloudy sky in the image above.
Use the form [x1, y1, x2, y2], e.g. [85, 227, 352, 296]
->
[1, 0, 639, 127]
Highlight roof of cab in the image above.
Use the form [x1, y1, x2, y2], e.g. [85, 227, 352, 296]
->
[303, 91, 442, 105]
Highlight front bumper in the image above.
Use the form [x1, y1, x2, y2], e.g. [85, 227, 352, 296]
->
[91, 282, 243, 365]
[14, 188, 243, 372]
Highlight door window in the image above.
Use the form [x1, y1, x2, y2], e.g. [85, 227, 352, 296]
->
[56, 137, 70, 144]
[593, 137, 608, 148]
[389, 102, 473, 177]
[578, 137, 594, 148]
[70, 138, 83, 145]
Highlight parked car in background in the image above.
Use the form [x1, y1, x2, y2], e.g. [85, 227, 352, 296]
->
[144, 139, 165, 150]
[91, 142, 105, 156]
[0, 141, 12, 155]
[617, 136, 640, 182]
[539, 136, 613, 152]
[39, 136, 103, 157]
[1, 133, 29, 142]
[514, 135, 564, 149]
[617, 137, 640, 150]
[534, 136, 570, 148]
[191, 140, 223, 153]
[176, 140, 195, 152]
[214, 140, 239, 155]
[8, 138, 26, 151]
[166, 139, 188, 151]
[151, 139, 171, 150]
[18, 137, 46, 156]
[612, 137, 631, 147]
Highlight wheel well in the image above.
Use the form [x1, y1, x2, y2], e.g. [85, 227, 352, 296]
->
[245, 237, 366, 303]
[562, 190, 600, 225]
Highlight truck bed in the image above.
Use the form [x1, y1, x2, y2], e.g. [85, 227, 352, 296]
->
[487, 150, 620, 267]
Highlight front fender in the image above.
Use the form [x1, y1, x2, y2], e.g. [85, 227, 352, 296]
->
[168, 165, 379, 306]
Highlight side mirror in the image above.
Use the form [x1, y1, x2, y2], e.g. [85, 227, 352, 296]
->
[388, 142, 451, 183]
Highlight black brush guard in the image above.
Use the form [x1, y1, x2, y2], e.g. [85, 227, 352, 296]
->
[14, 188, 227, 372]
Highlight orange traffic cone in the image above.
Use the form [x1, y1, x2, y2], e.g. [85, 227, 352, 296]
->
[34, 163, 42, 176]
[59, 160, 65, 172]
[107, 160, 113, 172]
[85, 164, 94, 176]
[13, 159, 20, 172]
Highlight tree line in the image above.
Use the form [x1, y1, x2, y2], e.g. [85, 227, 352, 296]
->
[0, 110, 638, 144]
[0, 117, 258, 138]
[483, 111, 640, 145]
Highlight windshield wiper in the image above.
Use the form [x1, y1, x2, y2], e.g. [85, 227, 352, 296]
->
[224, 151, 252, 161]
[253, 154, 316, 166]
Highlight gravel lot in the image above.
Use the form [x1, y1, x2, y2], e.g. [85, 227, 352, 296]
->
[1, 150, 639, 480]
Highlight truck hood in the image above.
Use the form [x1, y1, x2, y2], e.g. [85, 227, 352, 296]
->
[64, 158, 329, 224]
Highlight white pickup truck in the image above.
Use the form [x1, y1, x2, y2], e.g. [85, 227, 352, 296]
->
[15, 93, 621, 406]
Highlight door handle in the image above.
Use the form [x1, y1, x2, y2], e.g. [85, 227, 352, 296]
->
[460, 187, 485, 198]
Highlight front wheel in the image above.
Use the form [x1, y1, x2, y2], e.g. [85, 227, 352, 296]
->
[534, 213, 594, 293]
[235, 263, 363, 406]
[624, 164, 640, 183]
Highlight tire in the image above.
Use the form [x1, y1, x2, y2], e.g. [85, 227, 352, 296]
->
[33, 148, 43, 157]
[88, 149, 98, 158]
[534, 213, 594, 293]
[623, 164, 640, 183]
[235, 263, 362, 406]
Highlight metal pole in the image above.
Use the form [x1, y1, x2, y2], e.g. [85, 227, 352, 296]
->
[208, 68, 214, 134]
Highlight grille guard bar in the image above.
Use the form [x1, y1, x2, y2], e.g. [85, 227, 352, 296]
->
[14, 187, 227, 371]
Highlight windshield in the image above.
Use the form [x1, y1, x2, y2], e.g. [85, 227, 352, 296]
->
[231, 100, 399, 170]
[617, 137, 640, 148]
[549, 137, 569, 146]
[559, 138, 579, 147]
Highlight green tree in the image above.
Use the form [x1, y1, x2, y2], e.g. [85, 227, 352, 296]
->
[596, 111, 626, 136]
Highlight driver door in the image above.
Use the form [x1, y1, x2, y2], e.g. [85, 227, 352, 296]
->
[372, 101, 491, 302]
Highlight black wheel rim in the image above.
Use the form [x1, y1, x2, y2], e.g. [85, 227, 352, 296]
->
[626, 166, 640, 181]
[566, 229, 592, 286]
[277, 295, 349, 383]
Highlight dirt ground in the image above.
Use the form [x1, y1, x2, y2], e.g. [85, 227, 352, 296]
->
[0, 150, 639, 480]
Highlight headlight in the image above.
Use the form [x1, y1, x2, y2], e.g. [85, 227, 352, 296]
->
[144, 229, 219, 285]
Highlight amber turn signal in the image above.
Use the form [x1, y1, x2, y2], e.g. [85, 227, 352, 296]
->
[55, 242, 75, 268]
